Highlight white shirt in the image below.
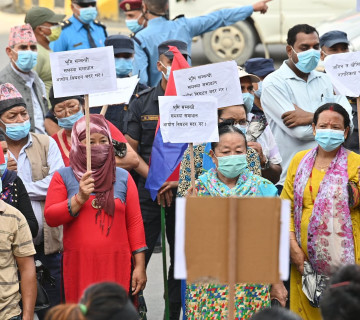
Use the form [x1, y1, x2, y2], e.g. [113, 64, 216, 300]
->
[8, 134, 64, 244]
[261, 61, 353, 186]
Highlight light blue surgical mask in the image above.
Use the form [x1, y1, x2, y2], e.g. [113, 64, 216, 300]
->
[0, 155, 8, 176]
[242, 92, 254, 113]
[315, 128, 345, 152]
[234, 124, 247, 135]
[1, 120, 30, 141]
[216, 154, 247, 178]
[57, 109, 84, 130]
[79, 6, 97, 24]
[292, 47, 320, 74]
[13, 50, 38, 72]
[160, 61, 171, 81]
[254, 81, 262, 98]
[115, 58, 133, 77]
[125, 19, 144, 34]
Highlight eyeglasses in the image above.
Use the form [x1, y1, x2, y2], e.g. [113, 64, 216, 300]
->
[75, 2, 96, 8]
[54, 104, 80, 118]
[241, 85, 254, 93]
[219, 118, 249, 126]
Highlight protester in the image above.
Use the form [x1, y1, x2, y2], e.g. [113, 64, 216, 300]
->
[125, 40, 188, 319]
[25, 7, 65, 98]
[281, 103, 360, 320]
[0, 133, 38, 238]
[320, 264, 360, 320]
[0, 199, 37, 320]
[319, 30, 358, 153]
[44, 114, 147, 303]
[261, 24, 353, 194]
[45, 282, 139, 320]
[0, 83, 64, 319]
[133, 0, 271, 86]
[89, 35, 147, 133]
[51, 0, 107, 51]
[48, 87, 139, 170]
[120, 0, 147, 34]
[0, 24, 48, 134]
[186, 124, 287, 318]
[238, 66, 282, 184]
[244, 57, 275, 110]
[250, 307, 302, 320]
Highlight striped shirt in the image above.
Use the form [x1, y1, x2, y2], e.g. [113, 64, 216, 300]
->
[0, 202, 36, 320]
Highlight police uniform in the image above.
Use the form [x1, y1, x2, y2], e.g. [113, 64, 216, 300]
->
[51, 15, 107, 52]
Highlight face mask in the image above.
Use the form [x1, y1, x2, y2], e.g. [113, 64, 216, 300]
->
[125, 18, 144, 33]
[13, 50, 38, 72]
[315, 128, 345, 152]
[292, 47, 320, 73]
[160, 61, 171, 81]
[79, 6, 98, 24]
[242, 92, 254, 113]
[0, 155, 8, 176]
[234, 124, 247, 135]
[254, 81, 262, 98]
[1, 120, 30, 141]
[216, 154, 247, 178]
[115, 58, 133, 77]
[44, 25, 62, 42]
[57, 109, 84, 130]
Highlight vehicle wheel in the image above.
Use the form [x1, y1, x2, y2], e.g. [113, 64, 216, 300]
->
[202, 20, 257, 65]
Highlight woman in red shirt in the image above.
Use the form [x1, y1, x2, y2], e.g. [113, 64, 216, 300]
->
[44, 114, 147, 302]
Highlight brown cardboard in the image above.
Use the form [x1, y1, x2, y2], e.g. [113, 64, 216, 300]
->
[185, 197, 281, 284]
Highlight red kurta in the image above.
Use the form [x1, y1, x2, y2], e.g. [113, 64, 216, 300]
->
[44, 170, 146, 302]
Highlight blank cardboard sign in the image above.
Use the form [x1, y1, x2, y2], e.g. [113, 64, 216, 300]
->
[185, 197, 281, 284]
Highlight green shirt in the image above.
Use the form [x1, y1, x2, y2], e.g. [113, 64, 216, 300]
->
[34, 44, 52, 107]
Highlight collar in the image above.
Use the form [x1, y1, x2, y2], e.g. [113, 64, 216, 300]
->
[279, 60, 321, 83]
[10, 63, 35, 85]
[70, 15, 94, 32]
[153, 81, 165, 101]
[147, 16, 167, 26]
[8, 133, 32, 158]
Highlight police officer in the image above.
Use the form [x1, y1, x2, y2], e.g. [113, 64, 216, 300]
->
[119, 0, 147, 34]
[90, 35, 147, 133]
[51, 0, 107, 52]
[125, 40, 188, 320]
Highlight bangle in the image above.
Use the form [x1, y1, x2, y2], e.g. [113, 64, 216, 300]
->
[68, 198, 79, 218]
[74, 193, 83, 206]
[261, 156, 270, 170]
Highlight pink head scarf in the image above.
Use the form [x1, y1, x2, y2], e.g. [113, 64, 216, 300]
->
[69, 114, 116, 234]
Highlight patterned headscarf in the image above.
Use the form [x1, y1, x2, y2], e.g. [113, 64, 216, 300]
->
[69, 114, 116, 235]
[8, 24, 37, 47]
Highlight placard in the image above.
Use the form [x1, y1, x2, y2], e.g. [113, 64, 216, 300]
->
[88, 76, 140, 107]
[159, 96, 219, 144]
[50, 46, 117, 98]
[173, 60, 243, 108]
[324, 51, 360, 97]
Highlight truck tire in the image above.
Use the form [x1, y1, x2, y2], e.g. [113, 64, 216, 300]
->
[202, 20, 257, 65]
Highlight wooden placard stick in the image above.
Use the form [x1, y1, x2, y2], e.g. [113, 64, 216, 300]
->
[357, 97, 360, 152]
[189, 143, 196, 192]
[84, 94, 91, 172]
[228, 198, 237, 319]
[100, 104, 109, 116]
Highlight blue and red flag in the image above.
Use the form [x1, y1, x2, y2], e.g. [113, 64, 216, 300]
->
[145, 46, 190, 200]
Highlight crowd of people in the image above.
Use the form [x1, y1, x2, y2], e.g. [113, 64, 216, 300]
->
[1, 0, 360, 319]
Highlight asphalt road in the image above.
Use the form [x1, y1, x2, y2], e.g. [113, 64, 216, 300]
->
[0, 9, 287, 320]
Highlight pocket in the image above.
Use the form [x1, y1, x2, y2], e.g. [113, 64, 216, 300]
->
[41, 166, 50, 177]
[141, 120, 158, 146]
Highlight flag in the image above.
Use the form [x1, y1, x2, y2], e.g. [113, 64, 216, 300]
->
[145, 46, 190, 200]
[0, 145, 5, 165]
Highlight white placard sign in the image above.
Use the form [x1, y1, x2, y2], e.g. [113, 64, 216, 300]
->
[159, 96, 219, 144]
[88, 76, 140, 107]
[324, 51, 360, 97]
[50, 46, 117, 98]
[173, 60, 243, 108]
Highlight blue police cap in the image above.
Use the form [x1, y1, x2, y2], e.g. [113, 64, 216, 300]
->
[158, 40, 188, 59]
[320, 30, 349, 48]
[244, 58, 275, 78]
[105, 35, 134, 54]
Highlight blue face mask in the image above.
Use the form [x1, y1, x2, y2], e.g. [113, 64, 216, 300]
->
[125, 19, 144, 33]
[242, 92, 254, 113]
[216, 154, 247, 178]
[234, 124, 247, 135]
[160, 61, 171, 81]
[315, 129, 345, 152]
[254, 81, 262, 98]
[14, 50, 38, 72]
[0, 155, 8, 176]
[1, 120, 30, 141]
[292, 47, 320, 74]
[57, 109, 84, 130]
[115, 58, 133, 77]
[79, 6, 97, 24]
